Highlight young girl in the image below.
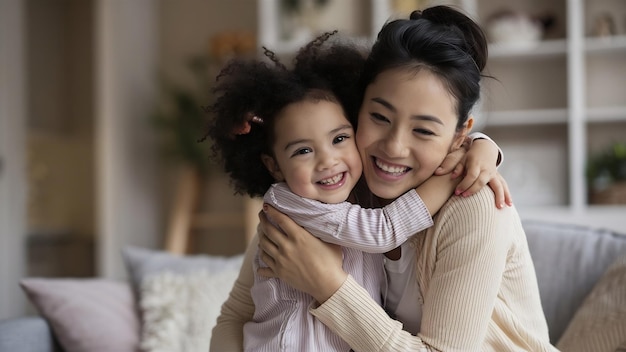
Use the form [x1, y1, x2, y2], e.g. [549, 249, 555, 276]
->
[207, 35, 503, 351]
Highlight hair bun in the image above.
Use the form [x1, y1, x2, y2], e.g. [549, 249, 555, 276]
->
[409, 10, 423, 20]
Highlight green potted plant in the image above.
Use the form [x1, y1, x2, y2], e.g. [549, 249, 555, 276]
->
[151, 56, 215, 177]
[587, 142, 626, 204]
[150, 55, 218, 253]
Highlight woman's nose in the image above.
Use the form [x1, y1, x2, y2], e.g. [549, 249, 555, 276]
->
[381, 130, 409, 158]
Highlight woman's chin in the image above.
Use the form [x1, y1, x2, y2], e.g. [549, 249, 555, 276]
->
[366, 182, 409, 202]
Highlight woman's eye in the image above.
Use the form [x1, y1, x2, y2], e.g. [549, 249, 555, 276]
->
[370, 113, 389, 123]
[414, 128, 435, 136]
[292, 148, 312, 157]
[333, 134, 350, 144]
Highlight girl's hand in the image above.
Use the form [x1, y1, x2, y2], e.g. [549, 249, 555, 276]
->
[257, 205, 347, 303]
[487, 171, 513, 209]
[436, 139, 512, 208]
[435, 147, 467, 180]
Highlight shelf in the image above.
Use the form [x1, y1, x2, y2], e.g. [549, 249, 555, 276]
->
[586, 106, 626, 123]
[518, 205, 626, 234]
[251, 0, 626, 233]
[483, 108, 568, 127]
[488, 39, 567, 61]
[585, 35, 626, 55]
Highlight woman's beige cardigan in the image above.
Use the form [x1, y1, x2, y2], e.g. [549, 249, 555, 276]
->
[210, 188, 559, 352]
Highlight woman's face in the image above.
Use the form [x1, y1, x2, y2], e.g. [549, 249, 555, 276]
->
[356, 67, 470, 201]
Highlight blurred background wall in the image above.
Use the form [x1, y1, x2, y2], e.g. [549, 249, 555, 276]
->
[1, 0, 625, 319]
[0, 0, 258, 319]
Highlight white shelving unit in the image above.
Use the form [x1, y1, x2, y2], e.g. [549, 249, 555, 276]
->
[456, 0, 626, 232]
[256, 0, 626, 233]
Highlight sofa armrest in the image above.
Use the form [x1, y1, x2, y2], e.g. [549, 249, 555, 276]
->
[0, 316, 61, 352]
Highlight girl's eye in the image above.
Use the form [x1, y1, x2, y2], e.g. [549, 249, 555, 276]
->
[370, 112, 389, 123]
[333, 134, 350, 144]
[291, 148, 312, 157]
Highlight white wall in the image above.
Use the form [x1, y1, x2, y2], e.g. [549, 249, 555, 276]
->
[0, 0, 28, 319]
[95, 0, 161, 279]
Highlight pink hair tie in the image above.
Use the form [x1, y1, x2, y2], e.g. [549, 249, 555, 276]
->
[230, 113, 263, 139]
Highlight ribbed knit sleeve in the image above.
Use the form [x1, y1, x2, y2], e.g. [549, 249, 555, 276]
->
[264, 183, 433, 253]
[209, 234, 257, 352]
[311, 275, 435, 351]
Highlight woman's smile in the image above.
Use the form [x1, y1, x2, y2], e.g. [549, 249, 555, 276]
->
[373, 157, 411, 177]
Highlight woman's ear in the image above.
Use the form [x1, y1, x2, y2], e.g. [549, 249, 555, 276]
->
[261, 154, 284, 181]
[451, 115, 475, 150]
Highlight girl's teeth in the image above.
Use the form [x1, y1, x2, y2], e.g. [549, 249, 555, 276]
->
[375, 158, 408, 175]
[319, 173, 344, 185]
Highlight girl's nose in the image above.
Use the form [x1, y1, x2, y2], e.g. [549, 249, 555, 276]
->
[316, 149, 340, 171]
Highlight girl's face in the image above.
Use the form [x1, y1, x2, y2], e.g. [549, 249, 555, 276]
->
[263, 99, 362, 204]
[356, 68, 471, 201]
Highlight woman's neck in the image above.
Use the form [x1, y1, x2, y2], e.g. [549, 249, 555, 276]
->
[352, 177, 400, 208]
[377, 197, 394, 207]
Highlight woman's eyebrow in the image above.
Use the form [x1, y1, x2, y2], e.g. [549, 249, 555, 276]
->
[372, 97, 443, 125]
[411, 115, 443, 125]
[371, 97, 395, 112]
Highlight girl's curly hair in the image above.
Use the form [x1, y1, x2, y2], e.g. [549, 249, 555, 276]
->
[206, 31, 367, 198]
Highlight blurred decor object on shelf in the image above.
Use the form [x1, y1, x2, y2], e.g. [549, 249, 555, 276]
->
[279, 0, 331, 42]
[592, 13, 616, 37]
[588, 142, 626, 204]
[485, 10, 555, 48]
[391, 0, 428, 16]
[210, 31, 256, 63]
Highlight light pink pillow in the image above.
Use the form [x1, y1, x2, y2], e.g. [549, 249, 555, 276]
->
[20, 278, 140, 352]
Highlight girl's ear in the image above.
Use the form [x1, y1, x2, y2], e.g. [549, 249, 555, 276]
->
[451, 115, 475, 150]
[261, 154, 284, 181]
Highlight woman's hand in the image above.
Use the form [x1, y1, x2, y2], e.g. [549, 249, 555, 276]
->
[436, 139, 513, 208]
[257, 205, 347, 303]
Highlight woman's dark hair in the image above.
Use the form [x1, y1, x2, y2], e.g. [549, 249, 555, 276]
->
[359, 5, 488, 130]
[206, 33, 366, 198]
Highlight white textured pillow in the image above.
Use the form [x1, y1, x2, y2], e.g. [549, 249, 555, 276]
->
[121, 246, 244, 352]
[139, 267, 240, 352]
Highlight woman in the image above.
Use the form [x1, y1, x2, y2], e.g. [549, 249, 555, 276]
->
[210, 5, 546, 352]
[253, 6, 557, 352]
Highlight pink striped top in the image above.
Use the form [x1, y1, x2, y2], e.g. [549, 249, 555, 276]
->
[242, 183, 432, 351]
